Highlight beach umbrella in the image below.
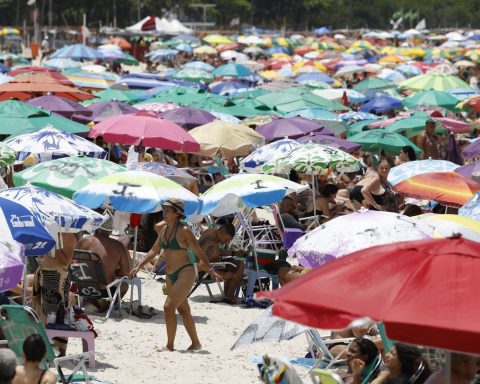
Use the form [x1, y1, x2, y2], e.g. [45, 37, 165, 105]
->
[256, 117, 332, 141]
[0, 52, 28, 65]
[63, 70, 119, 90]
[287, 210, 433, 268]
[72, 101, 138, 124]
[212, 63, 253, 78]
[183, 61, 215, 72]
[294, 73, 334, 84]
[384, 116, 441, 138]
[107, 37, 132, 50]
[158, 106, 215, 129]
[458, 95, 480, 113]
[339, 111, 380, 122]
[210, 111, 241, 124]
[91, 89, 141, 105]
[231, 307, 307, 350]
[462, 139, 480, 159]
[74, 170, 200, 215]
[4, 126, 106, 162]
[129, 162, 196, 186]
[189, 97, 255, 118]
[0, 186, 105, 233]
[256, 91, 349, 113]
[101, 50, 139, 65]
[388, 159, 459, 186]
[296, 132, 362, 153]
[174, 68, 214, 83]
[0, 100, 89, 136]
[89, 111, 200, 152]
[149, 87, 211, 105]
[455, 160, 480, 182]
[334, 65, 364, 77]
[43, 58, 81, 71]
[399, 73, 471, 92]
[13, 156, 125, 198]
[459, 191, 480, 221]
[418, 214, 480, 242]
[348, 129, 421, 155]
[353, 77, 394, 92]
[0, 74, 13, 84]
[146, 49, 179, 62]
[0, 142, 16, 168]
[312, 88, 367, 104]
[393, 172, 480, 207]
[51, 44, 103, 61]
[0, 80, 94, 102]
[0, 238, 24, 292]
[402, 90, 460, 110]
[395, 64, 423, 77]
[260, 237, 480, 355]
[210, 81, 249, 95]
[26, 95, 92, 118]
[189, 120, 265, 157]
[240, 139, 302, 173]
[133, 102, 178, 114]
[359, 96, 402, 114]
[175, 43, 193, 53]
[0, 197, 56, 256]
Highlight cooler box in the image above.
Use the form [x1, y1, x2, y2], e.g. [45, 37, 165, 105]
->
[246, 249, 276, 270]
[283, 228, 304, 250]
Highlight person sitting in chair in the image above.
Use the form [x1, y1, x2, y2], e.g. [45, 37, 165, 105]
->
[198, 223, 245, 305]
[76, 217, 131, 312]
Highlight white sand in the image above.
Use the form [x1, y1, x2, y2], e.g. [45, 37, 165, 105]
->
[68, 274, 312, 384]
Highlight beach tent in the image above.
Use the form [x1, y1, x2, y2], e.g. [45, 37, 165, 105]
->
[126, 16, 191, 35]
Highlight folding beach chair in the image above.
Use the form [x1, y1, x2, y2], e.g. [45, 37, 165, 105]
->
[0, 304, 92, 384]
[70, 249, 142, 320]
[306, 330, 352, 371]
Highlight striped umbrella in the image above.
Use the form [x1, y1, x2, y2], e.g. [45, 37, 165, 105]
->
[418, 214, 480, 242]
[173, 68, 214, 83]
[459, 191, 480, 221]
[399, 73, 471, 92]
[43, 58, 81, 71]
[388, 159, 459, 186]
[51, 44, 103, 61]
[402, 90, 460, 110]
[0, 142, 16, 168]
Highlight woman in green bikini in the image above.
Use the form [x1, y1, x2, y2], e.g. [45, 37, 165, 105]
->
[130, 198, 221, 352]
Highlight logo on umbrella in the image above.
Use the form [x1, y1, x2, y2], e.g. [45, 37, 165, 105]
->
[10, 214, 35, 228]
[252, 180, 267, 189]
[113, 182, 141, 196]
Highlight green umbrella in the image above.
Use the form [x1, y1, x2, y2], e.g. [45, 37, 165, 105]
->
[385, 117, 447, 138]
[402, 90, 460, 111]
[174, 68, 214, 83]
[13, 156, 125, 198]
[149, 87, 212, 105]
[348, 129, 422, 156]
[346, 119, 380, 137]
[190, 98, 255, 117]
[0, 100, 89, 136]
[285, 108, 347, 134]
[0, 142, 16, 168]
[233, 88, 270, 99]
[353, 77, 394, 92]
[233, 97, 274, 114]
[399, 73, 471, 92]
[89, 89, 142, 105]
[212, 63, 253, 77]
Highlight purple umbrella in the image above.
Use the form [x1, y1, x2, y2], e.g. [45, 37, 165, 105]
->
[72, 101, 138, 124]
[455, 160, 480, 182]
[445, 133, 464, 166]
[26, 95, 92, 118]
[158, 106, 215, 130]
[297, 132, 362, 153]
[0, 238, 24, 292]
[255, 117, 333, 142]
[462, 139, 480, 159]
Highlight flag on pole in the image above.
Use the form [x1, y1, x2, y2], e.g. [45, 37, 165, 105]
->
[230, 17, 240, 26]
[415, 19, 426, 30]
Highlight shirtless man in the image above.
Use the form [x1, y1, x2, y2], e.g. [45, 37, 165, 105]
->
[76, 223, 131, 312]
[198, 223, 245, 304]
[416, 119, 440, 160]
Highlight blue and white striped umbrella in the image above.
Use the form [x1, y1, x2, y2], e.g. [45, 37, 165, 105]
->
[0, 238, 24, 292]
[0, 186, 105, 233]
[43, 58, 81, 71]
[339, 111, 380, 122]
[184, 61, 215, 72]
[4, 126, 107, 163]
[0, 197, 55, 256]
[240, 139, 302, 173]
[459, 192, 480, 221]
[146, 49, 179, 62]
[388, 159, 459, 186]
[51, 44, 103, 61]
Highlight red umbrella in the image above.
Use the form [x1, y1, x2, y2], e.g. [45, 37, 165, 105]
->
[88, 111, 200, 152]
[259, 237, 480, 354]
[393, 171, 480, 207]
[10, 67, 74, 85]
[0, 82, 94, 102]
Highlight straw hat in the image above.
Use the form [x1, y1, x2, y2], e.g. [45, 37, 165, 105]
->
[162, 198, 185, 218]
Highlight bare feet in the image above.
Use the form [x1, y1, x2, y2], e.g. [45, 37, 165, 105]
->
[156, 345, 174, 352]
[187, 343, 202, 352]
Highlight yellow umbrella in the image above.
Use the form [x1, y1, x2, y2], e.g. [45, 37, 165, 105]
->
[193, 45, 217, 56]
[189, 120, 265, 157]
[418, 214, 480, 242]
[203, 34, 232, 45]
[292, 60, 326, 72]
[260, 70, 284, 80]
[378, 55, 406, 64]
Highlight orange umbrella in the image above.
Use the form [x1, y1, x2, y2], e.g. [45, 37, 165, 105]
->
[14, 71, 74, 87]
[107, 37, 132, 50]
[0, 82, 95, 102]
[394, 172, 480, 207]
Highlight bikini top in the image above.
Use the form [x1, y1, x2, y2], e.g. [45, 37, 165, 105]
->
[160, 223, 187, 250]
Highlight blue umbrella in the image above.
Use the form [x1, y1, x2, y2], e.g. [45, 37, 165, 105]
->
[51, 44, 103, 61]
[210, 81, 249, 95]
[295, 73, 334, 84]
[137, 84, 177, 100]
[266, 46, 289, 55]
[212, 63, 253, 78]
[359, 96, 402, 114]
[176, 43, 193, 53]
[0, 63, 11, 73]
[184, 61, 215, 72]
[43, 58, 81, 71]
[396, 64, 423, 77]
[0, 197, 55, 256]
[146, 49, 178, 61]
[459, 192, 480, 221]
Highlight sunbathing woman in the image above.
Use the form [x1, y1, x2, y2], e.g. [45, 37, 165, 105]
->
[130, 198, 221, 352]
[344, 338, 380, 384]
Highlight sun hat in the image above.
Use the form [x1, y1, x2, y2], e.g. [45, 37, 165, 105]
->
[162, 198, 186, 218]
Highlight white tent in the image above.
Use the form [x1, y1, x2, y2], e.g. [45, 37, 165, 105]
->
[126, 16, 191, 35]
[169, 19, 193, 34]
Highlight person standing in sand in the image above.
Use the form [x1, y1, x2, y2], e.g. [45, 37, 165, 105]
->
[129, 198, 222, 352]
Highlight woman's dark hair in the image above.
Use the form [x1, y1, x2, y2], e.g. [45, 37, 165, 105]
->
[320, 184, 339, 198]
[353, 338, 378, 365]
[289, 169, 300, 183]
[221, 223, 236, 237]
[403, 204, 422, 217]
[401, 146, 417, 161]
[23, 334, 46, 363]
[394, 343, 432, 384]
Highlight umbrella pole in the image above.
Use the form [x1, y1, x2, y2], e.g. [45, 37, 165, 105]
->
[132, 226, 138, 266]
[444, 351, 451, 384]
[248, 211, 264, 294]
[311, 171, 317, 224]
[22, 259, 27, 304]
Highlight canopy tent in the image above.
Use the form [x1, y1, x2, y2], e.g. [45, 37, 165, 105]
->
[126, 16, 192, 35]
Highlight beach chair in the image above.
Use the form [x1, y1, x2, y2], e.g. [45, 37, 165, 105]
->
[306, 330, 351, 371]
[0, 304, 91, 384]
[360, 354, 382, 384]
[70, 249, 142, 320]
[310, 369, 345, 384]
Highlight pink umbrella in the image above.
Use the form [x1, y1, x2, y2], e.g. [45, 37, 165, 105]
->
[88, 111, 200, 152]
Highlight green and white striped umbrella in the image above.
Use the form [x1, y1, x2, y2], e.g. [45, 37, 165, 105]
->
[399, 73, 471, 92]
[263, 142, 361, 174]
[0, 142, 16, 168]
[13, 156, 125, 198]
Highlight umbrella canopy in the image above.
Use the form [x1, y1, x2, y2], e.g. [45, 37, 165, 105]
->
[74, 170, 201, 215]
[455, 160, 480, 182]
[200, 173, 306, 217]
[129, 162, 196, 186]
[359, 96, 402, 114]
[348, 129, 422, 156]
[388, 159, 459, 186]
[402, 90, 460, 110]
[4, 126, 106, 162]
[394, 172, 480, 207]
[26, 95, 92, 117]
[0, 81, 94, 102]
[73, 101, 138, 124]
[263, 142, 361, 174]
[399, 73, 471, 92]
[158, 106, 215, 129]
[174, 69, 214, 83]
[88, 111, 200, 152]
[13, 156, 125, 198]
[0, 142, 16, 168]
[260, 237, 480, 355]
[184, 61, 215, 72]
[91, 89, 141, 105]
[296, 132, 362, 153]
[256, 117, 332, 141]
[353, 77, 394, 92]
[212, 63, 253, 78]
[51, 44, 103, 61]
[0, 197, 56, 256]
[43, 58, 81, 71]
[0, 186, 105, 233]
[418, 213, 480, 242]
[462, 139, 480, 159]
[459, 191, 480, 221]
[0, 238, 24, 292]
[284, 108, 347, 134]
[287, 210, 433, 268]
[189, 120, 265, 157]
[240, 139, 302, 173]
